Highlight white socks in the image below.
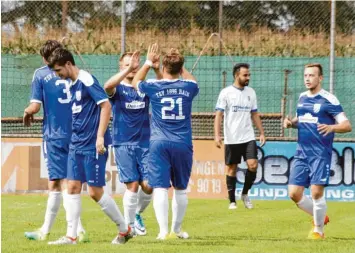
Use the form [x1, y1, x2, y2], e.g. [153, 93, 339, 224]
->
[62, 189, 85, 234]
[153, 188, 169, 237]
[296, 195, 313, 216]
[123, 190, 138, 228]
[313, 197, 327, 234]
[171, 189, 188, 233]
[136, 188, 152, 214]
[40, 191, 61, 234]
[65, 194, 81, 238]
[98, 193, 127, 233]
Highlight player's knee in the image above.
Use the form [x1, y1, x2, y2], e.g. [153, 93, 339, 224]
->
[88, 186, 104, 202]
[126, 181, 139, 192]
[66, 180, 81, 194]
[141, 181, 153, 194]
[48, 179, 62, 191]
[289, 191, 302, 203]
[311, 191, 324, 200]
[247, 160, 258, 171]
[226, 164, 237, 175]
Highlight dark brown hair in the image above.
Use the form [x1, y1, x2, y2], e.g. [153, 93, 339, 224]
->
[40, 40, 63, 61]
[48, 48, 75, 68]
[162, 51, 184, 75]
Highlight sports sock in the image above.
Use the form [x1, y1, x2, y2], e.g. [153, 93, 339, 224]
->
[242, 170, 257, 195]
[136, 188, 152, 214]
[98, 194, 128, 233]
[40, 191, 61, 234]
[296, 195, 313, 216]
[171, 189, 188, 233]
[65, 194, 81, 239]
[313, 197, 327, 235]
[123, 190, 138, 228]
[153, 188, 169, 237]
[226, 175, 237, 203]
[63, 189, 85, 235]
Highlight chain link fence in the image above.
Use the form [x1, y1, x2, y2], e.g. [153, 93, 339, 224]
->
[2, 1, 355, 140]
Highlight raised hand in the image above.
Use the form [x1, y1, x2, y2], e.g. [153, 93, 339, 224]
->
[128, 50, 140, 72]
[147, 43, 160, 66]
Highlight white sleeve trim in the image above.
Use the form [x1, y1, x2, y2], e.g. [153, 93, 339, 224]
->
[334, 112, 348, 123]
[30, 99, 42, 104]
[97, 98, 109, 105]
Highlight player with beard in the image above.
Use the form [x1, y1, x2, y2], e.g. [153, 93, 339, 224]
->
[214, 63, 266, 210]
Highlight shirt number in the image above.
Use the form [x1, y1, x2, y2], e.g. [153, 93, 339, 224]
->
[161, 97, 185, 120]
[55, 80, 71, 104]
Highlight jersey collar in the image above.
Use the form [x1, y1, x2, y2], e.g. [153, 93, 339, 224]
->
[306, 89, 324, 97]
[232, 84, 244, 91]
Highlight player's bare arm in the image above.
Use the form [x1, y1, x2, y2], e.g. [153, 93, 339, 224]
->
[214, 110, 223, 148]
[152, 53, 163, 80]
[251, 111, 266, 146]
[283, 116, 298, 129]
[181, 66, 196, 82]
[317, 113, 352, 136]
[132, 43, 159, 90]
[104, 51, 140, 95]
[23, 102, 41, 127]
[96, 100, 112, 154]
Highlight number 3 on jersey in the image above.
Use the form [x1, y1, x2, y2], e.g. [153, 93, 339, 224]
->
[55, 80, 71, 104]
[161, 97, 185, 120]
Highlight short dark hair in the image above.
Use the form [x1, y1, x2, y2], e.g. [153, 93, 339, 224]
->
[163, 51, 184, 75]
[233, 63, 250, 78]
[48, 48, 75, 68]
[305, 63, 323, 76]
[40, 40, 63, 61]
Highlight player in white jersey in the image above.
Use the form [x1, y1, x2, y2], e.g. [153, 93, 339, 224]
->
[23, 40, 87, 242]
[46, 48, 133, 245]
[214, 63, 266, 210]
[284, 63, 351, 239]
[104, 52, 161, 235]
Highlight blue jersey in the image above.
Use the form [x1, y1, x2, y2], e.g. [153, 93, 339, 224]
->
[30, 66, 72, 141]
[138, 79, 199, 145]
[70, 70, 111, 151]
[296, 89, 344, 158]
[109, 82, 150, 146]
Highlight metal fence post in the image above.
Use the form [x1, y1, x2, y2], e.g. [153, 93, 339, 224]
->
[329, 0, 336, 94]
[121, 0, 126, 54]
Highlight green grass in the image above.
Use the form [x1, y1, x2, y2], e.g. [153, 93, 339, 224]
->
[2, 195, 355, 253]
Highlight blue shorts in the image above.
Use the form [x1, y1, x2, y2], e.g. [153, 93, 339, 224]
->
[67, 148, 108, 187]
[43, 139, 69, 181]
[289, 156, 331, 187]
[113, 145, 149, 183]
[148, 140, 193, 189]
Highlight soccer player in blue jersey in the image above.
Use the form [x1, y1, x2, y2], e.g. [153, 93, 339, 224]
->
[284, 63, 352, 239]
[104, 51, 161, 235]
[46, 48, 133, 245]
[23, 40, 87, 242]
[132, 44, 199, 240]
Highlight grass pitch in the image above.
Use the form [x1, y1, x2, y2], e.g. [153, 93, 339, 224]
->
[2, 195, 354, 253]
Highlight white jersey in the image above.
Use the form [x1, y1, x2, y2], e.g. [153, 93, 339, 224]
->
[215, 85, 258, 144]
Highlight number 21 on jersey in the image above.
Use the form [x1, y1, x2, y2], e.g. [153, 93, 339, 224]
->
[161, 97, 185, 120]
